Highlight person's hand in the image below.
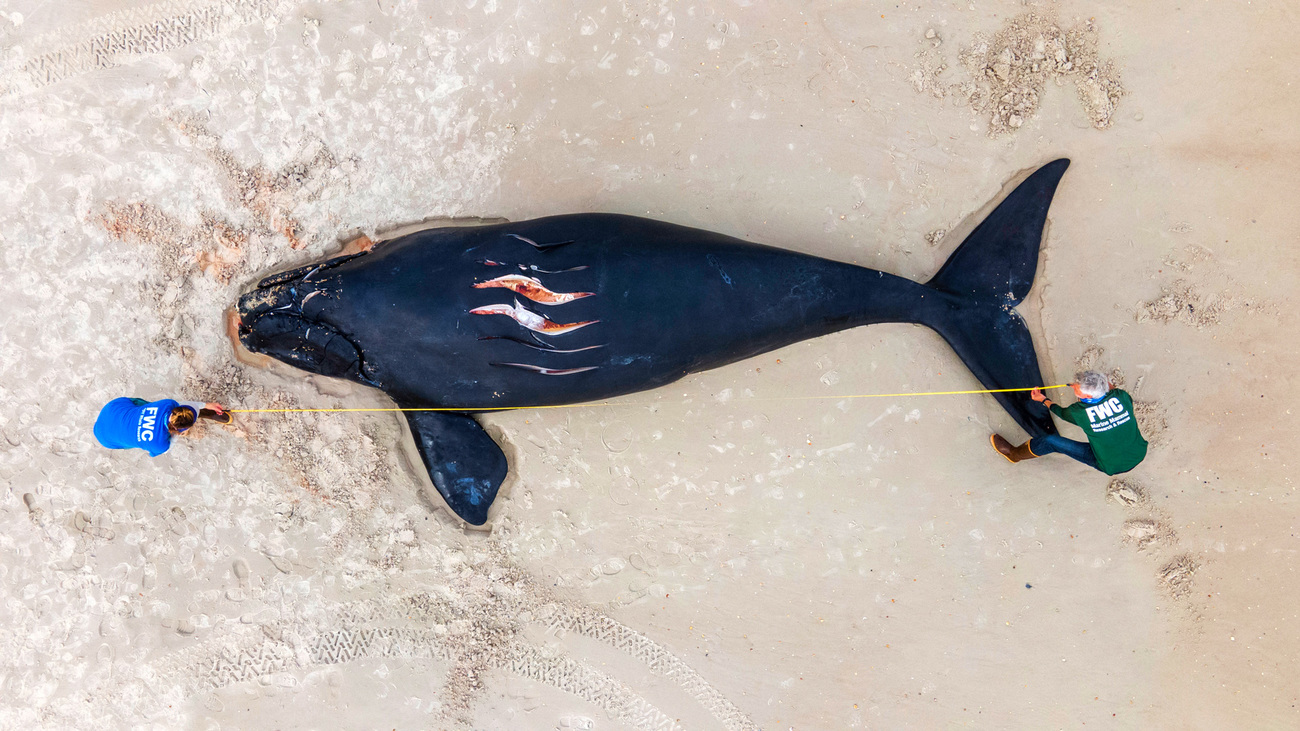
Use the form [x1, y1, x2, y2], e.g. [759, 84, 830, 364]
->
[1030, 388, 1047, 403]
[205, 402, 226, 414]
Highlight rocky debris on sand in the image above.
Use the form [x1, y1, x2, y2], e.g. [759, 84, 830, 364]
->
[913, 11, 1125, 136]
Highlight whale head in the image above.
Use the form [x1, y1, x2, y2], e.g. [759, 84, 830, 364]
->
[233, 266, 367, 383]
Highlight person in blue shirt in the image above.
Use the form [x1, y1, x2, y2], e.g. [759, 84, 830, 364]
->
[94, 398, 232, 457]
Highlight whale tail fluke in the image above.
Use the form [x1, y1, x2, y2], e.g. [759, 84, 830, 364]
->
[926, 158, 1070, 305]
[921, 158, 1071, 438]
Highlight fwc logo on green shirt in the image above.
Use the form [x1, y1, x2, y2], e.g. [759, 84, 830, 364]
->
[1083, 397, 1131, 433]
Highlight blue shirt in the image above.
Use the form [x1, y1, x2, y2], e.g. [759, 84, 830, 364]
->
[94, 398, 185, 457]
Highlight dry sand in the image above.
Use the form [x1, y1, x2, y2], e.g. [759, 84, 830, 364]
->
[1, 1, 1298, 728]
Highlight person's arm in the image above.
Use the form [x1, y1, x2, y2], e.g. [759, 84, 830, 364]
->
[1031, 388, 1055, 409]
[179, 401, 227, 414]
[198, 402, 231, 423]
[1032, 389, 1083, 426]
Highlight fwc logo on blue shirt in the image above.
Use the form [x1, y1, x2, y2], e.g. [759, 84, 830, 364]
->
[137, 405, 160, 442]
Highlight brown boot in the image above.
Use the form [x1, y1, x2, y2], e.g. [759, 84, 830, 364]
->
[991, 434, 1038, 463]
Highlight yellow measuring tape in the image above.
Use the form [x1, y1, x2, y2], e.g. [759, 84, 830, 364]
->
[228, 384, 1069, 414]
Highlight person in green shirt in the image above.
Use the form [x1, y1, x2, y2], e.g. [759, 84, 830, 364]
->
[991, 370, 1148, 475]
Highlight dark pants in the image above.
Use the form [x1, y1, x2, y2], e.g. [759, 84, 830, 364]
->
[1028, 434, 1101, 472]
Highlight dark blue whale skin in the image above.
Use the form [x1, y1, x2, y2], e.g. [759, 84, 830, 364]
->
[236, 159, 1070, 525]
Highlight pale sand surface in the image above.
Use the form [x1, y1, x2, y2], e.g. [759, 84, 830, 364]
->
[0, 1, 1297, 729]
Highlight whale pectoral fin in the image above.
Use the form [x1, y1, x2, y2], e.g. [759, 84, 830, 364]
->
[402, 411, 508, 526]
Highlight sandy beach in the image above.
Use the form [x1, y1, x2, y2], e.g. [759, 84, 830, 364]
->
[0, 0, 1297, 728]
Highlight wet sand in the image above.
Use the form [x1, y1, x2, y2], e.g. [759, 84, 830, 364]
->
[0, 1, 1297, 728]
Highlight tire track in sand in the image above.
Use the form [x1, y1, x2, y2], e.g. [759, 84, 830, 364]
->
[1, 0, 289, 97]
[188, 591, 759, 731]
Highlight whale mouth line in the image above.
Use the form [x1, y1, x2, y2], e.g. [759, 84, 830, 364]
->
[253, 251, 367, 290]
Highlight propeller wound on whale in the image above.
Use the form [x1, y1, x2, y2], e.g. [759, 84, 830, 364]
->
[481, 259, 590, 274]
[505, 233, 575, 250]
[468, 300, 599, 335]
[473, 274, 594, 304]
[491, 362, 600, 375]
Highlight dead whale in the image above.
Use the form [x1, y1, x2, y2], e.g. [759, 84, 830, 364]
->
[234, 159, 1070, 525]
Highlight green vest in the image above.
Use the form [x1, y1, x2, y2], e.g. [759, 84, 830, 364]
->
[1050, 389, 1148, 475]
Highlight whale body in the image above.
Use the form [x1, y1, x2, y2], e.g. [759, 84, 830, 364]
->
[236, 159, 1070, 524]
